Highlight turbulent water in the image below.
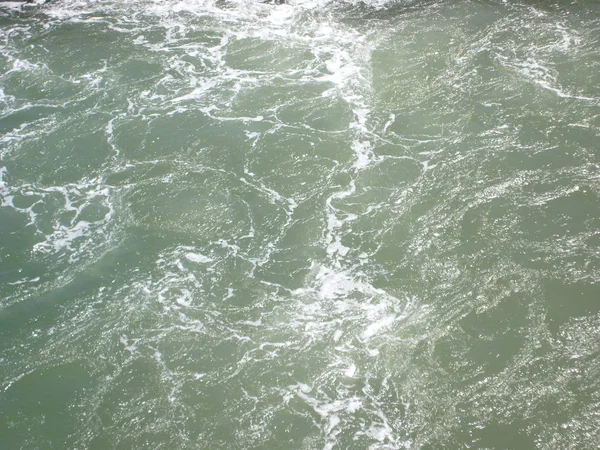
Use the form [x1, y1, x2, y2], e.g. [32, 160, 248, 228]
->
[1, 0, 599, 448]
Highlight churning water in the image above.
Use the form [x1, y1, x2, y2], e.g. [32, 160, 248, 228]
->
[1, 0, 599, 448]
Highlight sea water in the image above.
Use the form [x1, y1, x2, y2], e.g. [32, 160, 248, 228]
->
[1, 0, 599, 448]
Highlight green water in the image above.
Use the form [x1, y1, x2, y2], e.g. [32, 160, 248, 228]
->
[1, 0, 599, 448]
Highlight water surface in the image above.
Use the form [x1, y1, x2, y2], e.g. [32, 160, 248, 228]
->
[1, 0, 599, 448]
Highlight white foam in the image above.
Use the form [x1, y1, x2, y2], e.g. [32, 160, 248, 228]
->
[296, 388, 363, 417]
[0, 167, 7, 194]
[499, 55, 598, 102]
[316, 266, 357, 300]
[7, 277, 41, 286]
[119, 335, 137, 354]
[362, 314, 396, 340]
[343, 362, 356, 378]
[29, 180, 116, 262]
[352, 140, 375, 169]
[184, 252, 214, 264]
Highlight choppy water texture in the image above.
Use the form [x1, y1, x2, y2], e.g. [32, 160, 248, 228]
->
[1, 0, 599, 448]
